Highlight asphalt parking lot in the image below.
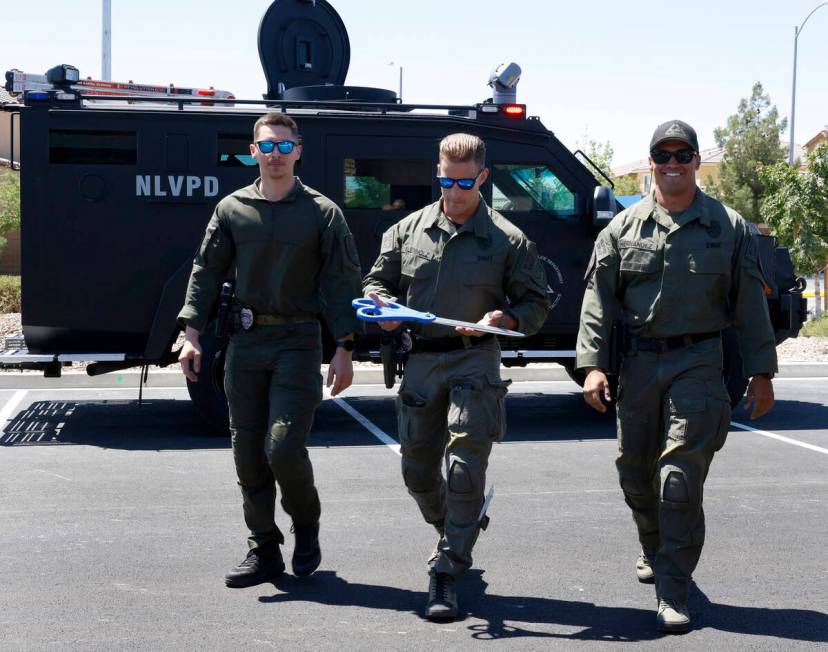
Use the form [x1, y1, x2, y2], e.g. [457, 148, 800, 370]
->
[0, 373, 826, 651]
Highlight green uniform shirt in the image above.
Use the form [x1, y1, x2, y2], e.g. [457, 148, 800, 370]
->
[576, 190, 777, 377]
[363, 196, 550, 339]
[178, 177, 364, 339]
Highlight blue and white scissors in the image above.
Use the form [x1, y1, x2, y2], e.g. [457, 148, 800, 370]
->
[352, 298, 525, 337]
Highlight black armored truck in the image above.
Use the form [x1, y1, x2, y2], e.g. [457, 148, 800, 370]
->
[1, 0, 807, 428]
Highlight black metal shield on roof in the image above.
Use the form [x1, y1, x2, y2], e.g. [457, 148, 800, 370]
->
[257, 0, 351, 100]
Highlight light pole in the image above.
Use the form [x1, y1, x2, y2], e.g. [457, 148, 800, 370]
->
[388, 61, 402, 104]
[102, 0, 112, 80]
[789, 2, 828, 165]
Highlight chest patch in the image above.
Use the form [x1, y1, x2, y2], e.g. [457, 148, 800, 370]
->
[707, 220, 722, 239]
[402, 245, 434, 260]
[618, 238, 658, 252]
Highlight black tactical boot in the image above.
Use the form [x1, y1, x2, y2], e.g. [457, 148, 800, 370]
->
[425, 572, 458, 620]
[224, 542, 285, 588]
[292, 522, 321, 577]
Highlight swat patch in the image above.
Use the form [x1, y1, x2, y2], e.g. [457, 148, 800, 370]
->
[705, 242, 722, 249]
[618, 238, 658, 252]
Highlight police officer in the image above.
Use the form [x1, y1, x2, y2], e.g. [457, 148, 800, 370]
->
[363, 133, 549, 620]
[178, 113, 363, 587]
[576, 120, 776, 633]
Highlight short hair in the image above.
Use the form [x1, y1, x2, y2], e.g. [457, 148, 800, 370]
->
[253, 113, 299, 141]
[439, 133, 486, 168]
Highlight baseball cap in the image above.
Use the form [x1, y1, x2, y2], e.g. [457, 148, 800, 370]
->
[649, 120, 699, 152]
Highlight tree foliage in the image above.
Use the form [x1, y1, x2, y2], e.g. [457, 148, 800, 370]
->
[760, 143, 828, 278]
[712, 82, 787, 222]
[576, 135, 642, 197]
[0, 171, 21, 259]
[612, 174, 641, 196]
[578, 136, 614, 186]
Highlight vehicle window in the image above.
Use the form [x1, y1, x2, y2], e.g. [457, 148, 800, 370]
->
[344, 158, 432, 211]
[49, 129, 136, 165]
[491, 163, 577, 217]
[217, 133, 256, 167]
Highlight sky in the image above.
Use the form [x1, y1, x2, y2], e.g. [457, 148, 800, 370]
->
[4, 0, 828, 166]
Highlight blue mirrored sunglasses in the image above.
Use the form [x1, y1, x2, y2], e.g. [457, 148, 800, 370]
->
[436, 171, 482, 190]
[256, 140, 296, 155]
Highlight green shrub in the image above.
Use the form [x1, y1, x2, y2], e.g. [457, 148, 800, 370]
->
[0, 172, 20, 261]
[0, 274, 21, 313]
[802, 315, 828, 338]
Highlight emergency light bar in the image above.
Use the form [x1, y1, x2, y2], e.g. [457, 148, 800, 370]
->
[476, 103, 526, 118]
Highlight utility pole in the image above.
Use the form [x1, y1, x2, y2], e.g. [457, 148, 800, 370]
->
[102, 0, 112, 81]
[789, 3, 828, 165]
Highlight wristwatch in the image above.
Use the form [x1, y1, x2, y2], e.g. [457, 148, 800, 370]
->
[335, 339, 355, 352]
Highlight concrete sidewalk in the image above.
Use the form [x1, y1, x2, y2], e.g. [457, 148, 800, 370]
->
[0, 361, 825, 389]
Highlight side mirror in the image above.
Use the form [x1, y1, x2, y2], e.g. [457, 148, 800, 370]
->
[593, 185, 617, 229]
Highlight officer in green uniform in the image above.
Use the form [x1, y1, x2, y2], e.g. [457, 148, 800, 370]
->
[363, 133, 549, 620]
[178, 113, 363, 588]
[576, 120, 776, 633]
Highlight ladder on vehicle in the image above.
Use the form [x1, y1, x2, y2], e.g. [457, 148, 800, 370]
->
[5, 67, 235, 101]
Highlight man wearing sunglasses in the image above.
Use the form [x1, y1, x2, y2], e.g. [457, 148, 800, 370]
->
[363, 133, 549, 620]
[178, 113, 363, 588]
[576, 120, 777, 633]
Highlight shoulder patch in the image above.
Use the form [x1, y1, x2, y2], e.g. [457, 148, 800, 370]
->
[380, 228, 396, 254]
[594, 238, 613, 262]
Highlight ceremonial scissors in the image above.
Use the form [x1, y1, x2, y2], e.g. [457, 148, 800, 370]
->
[352, 298, 525, 337]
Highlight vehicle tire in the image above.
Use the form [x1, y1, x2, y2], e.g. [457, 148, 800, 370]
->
[185, 323, 230, 435]
[722, 326, 749, 409]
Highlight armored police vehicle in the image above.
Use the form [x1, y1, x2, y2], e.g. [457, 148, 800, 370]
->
[1, 0, 807, 429]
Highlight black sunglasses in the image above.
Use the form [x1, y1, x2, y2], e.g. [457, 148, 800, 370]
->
[436, 170, 483, 190]
[650, 148, 696, 165]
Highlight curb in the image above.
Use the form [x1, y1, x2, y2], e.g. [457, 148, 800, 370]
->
[0, 362, 824, 390]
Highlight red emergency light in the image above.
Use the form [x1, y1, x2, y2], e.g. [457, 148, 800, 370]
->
[502, 104, 526, 117]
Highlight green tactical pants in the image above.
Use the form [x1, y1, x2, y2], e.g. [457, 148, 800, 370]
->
[616, 336, 731, 603]
[396, 339, 510, 579]
[223, 321, 323, 550]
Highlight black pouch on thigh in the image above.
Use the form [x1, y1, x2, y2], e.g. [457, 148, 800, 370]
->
[396, 388, 429, 450]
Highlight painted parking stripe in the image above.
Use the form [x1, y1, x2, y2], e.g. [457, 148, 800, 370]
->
[325, 390, 401, 456]
[731, 420, 828, 455]
[0, 390, 28, 424]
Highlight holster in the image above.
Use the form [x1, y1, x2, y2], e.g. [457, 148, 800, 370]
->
[215, 280, 235, 340]
[607, 319, 627, 375]
[380, 330, 408, 389]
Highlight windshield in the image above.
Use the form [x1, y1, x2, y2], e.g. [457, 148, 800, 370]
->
[491, 163, 577, 218]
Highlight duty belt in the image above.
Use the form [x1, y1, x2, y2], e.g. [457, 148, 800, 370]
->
[633, 331, 720, 353]
[254, 314, 314, 326]
[411, 333, 494, 354]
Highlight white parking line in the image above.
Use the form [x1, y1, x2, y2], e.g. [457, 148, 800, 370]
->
[731, 421, 828, 455]
[0, 390, 28, 424]
[325, 390, 400, 456]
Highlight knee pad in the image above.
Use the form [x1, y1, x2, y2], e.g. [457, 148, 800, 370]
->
[620, 474, 656, 510]
[448, 459, 474, 495]
[662, 470, 689, 506]
[402, 457, 439, 494]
